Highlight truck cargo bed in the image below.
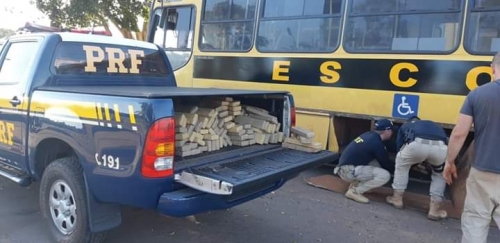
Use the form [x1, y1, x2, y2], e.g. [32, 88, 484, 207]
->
[174, 145, 337, 195]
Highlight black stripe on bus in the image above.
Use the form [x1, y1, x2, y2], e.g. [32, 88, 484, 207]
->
[193, 56, 493, 96]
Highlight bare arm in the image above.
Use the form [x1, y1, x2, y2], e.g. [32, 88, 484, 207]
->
[446, 114, 473, 165]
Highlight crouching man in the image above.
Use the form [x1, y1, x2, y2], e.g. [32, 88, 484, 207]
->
[334, 119, 396, 203]
[386, 116, 449, 221]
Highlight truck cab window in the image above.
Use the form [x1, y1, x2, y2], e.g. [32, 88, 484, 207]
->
[150, 6, 196, 71]
[465, 0, 500, 54]
[0, 41, 38, 84]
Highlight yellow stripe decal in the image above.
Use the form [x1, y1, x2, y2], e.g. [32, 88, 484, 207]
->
[96, 103, 103, 120]
[27, 99, 99, 120]
[128, 105, 136, 124]
[104, 103, 111, 121]
[114, 104, 121, 122]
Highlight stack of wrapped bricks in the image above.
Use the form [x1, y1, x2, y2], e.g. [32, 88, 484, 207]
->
[174, 96, 292, 157]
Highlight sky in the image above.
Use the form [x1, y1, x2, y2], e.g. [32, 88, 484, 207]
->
[0, 0, 50, 30]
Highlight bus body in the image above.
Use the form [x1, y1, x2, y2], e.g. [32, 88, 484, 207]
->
[146, 0, 498, 166]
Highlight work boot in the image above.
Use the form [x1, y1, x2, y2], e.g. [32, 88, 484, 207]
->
[348, 181, 360, 190]
[386, 190, 404, 209]
[345, 188, 369, 204]
[428, 198, 448, 221]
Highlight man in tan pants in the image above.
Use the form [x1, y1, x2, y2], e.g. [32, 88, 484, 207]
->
[444, 51, 500, 243]
[386, 116, 449, 220]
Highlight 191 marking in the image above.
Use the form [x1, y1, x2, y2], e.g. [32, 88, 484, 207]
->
[95, 153, 120, 170]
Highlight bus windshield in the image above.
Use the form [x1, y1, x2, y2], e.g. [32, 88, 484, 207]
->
[149, 6, 196, 71]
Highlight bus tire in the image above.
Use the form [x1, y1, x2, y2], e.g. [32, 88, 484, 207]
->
[40, 156, 106, 243]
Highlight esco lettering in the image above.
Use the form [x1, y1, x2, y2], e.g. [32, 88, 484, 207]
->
[390, 62, 419, 88]
[83, 45, 145, 74]
[272, 61, 290, 82]
[0, 121, 14, 146]
[466, 66, 493, 91]
[320, 61, 342, 84]
[268, 59, 493, 93]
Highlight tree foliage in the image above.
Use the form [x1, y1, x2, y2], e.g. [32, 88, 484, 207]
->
[35, 0, 152, 40]
[0, 28, 16, 39]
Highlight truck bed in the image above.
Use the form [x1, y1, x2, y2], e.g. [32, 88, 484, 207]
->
[36, 86, 289, 98]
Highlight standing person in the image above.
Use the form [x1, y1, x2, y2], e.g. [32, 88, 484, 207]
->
[334, 119, 395, 204]
[386, 116, 449, 221]
[444, 51, 500, 243]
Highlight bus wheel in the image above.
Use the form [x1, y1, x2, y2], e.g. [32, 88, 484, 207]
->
[39, 156, 106, 243]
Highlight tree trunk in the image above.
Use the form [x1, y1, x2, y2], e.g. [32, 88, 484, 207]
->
[121, 30, 134, 39]
[98, 16, 111, 35]
[134, 21, 149, 41]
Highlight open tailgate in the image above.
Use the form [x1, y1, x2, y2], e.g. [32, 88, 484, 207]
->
[174, 147, 337, 195]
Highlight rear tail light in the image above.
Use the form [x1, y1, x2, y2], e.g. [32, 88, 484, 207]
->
[141, 117, 175, 178]
[291, 106, 296, 127]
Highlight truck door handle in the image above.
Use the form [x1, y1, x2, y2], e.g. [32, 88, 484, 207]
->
[9, 97, 21, 107]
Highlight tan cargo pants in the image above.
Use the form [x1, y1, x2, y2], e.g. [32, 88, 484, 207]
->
[461, 167, 500, 243]
[392, 138, 447, 200]
[335, 160, 391, 194]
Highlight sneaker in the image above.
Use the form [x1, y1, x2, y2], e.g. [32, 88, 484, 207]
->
[345, 188, 369, 204]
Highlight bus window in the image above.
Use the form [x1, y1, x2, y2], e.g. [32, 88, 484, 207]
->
[199, 0, 257, 52]
[149, 6, 196, 71]
[465, 0, 500, 54]
[257, 0, 343, 53]
[344, 0, 463, 53]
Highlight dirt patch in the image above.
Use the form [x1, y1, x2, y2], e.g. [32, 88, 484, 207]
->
[304, 174, 463, 219]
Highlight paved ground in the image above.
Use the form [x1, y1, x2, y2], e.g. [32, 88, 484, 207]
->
[1, 167, 500, 243]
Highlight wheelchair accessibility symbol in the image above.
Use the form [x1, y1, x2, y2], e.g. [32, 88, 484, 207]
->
[392, 93, 419, 119]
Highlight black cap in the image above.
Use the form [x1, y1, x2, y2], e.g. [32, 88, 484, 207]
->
[374, 119, 394, 131]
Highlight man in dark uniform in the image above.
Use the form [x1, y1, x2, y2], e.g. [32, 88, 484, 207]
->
[386, 116, 449, 221]
[334, 119, 396, 204]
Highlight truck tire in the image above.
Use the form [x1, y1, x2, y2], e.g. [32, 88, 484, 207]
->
[40, 156, 106, 243]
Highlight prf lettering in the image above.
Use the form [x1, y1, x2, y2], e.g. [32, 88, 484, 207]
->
[0, 121, 14, 146]
[83, 45, 145, 74]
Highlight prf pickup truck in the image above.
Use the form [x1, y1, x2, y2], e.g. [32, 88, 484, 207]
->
[0, 32, 337, 242]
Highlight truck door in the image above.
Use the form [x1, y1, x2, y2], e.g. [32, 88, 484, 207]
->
[0, 38, 40, 170]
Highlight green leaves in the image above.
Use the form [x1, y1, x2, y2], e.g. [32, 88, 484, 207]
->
[35, 0, 152, 36]
[0, 28, 15, 39]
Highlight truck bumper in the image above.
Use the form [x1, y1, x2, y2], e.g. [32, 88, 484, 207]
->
[156, 177, 291, 217]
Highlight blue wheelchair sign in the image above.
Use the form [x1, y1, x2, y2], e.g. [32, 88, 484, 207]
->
[392, 93, 419, 119]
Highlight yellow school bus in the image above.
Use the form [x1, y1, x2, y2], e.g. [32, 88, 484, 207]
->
[146, 0, 497, 167]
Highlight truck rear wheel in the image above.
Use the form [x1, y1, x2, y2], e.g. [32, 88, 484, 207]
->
[40, 156, 106, 243]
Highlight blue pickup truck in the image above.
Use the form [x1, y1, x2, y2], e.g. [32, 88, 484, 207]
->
[0, 32, 337, 242]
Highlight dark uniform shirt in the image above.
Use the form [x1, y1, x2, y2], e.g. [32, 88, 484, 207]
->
[396, 120, 448, 152]
[339, 131, 395, 172]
